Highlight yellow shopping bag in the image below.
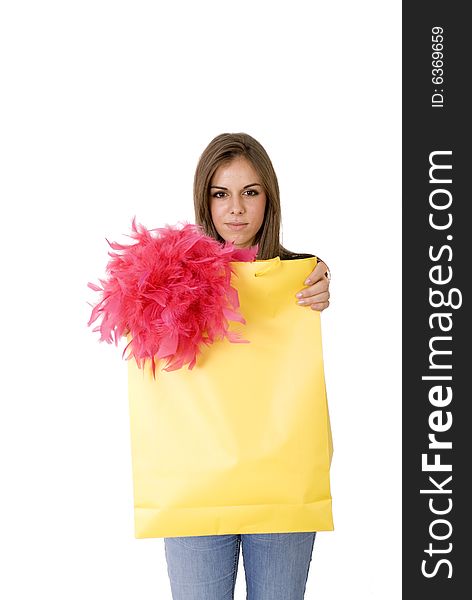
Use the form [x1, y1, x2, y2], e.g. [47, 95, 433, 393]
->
[127, 256, 333, 538]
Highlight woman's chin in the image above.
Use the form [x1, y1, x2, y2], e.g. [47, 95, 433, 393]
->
[219, 233, 255, 248]
[232, 240, 251, 248]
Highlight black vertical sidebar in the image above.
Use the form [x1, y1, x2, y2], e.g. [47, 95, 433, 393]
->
[403, 2, 470, 598]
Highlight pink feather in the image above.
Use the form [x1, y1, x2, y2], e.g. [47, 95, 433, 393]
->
[87, 217, 258, 378]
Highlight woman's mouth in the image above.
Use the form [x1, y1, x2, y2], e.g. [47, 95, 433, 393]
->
[226, 223, 248, 230]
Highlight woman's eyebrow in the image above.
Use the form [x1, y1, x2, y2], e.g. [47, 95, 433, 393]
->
[210, 183, 262, 190]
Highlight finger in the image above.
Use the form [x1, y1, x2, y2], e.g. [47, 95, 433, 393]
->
[296, 290, 330, 306]
[303, 268, 317, 285]
[304, 263, 323, 285]
[296, 280, 329, 300]
[304, 261, 330, 286]
[310, 300, 330, 312]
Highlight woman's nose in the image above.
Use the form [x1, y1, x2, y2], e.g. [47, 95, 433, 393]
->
[230, 196, 244, 213]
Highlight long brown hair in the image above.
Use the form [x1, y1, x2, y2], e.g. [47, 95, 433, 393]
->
[193, 132, 314, 260]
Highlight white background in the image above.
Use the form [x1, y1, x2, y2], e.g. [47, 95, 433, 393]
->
[0, 1, 401, 598]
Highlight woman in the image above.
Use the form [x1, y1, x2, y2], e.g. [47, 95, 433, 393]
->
[163, 132, 331, 600]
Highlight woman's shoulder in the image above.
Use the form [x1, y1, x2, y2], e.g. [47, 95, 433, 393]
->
[283, 252, 317, 260]
[278, 245, 324, 262]
[279, 247, 317, 260]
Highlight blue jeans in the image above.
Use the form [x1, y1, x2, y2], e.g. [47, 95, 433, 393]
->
[164, 531, 316, 600]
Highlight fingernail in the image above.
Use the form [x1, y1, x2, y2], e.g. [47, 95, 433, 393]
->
[304, 279, 311, 285]
[296, 292, 302, 298]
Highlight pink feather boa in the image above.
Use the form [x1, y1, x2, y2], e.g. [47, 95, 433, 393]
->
[87, 217, 258, 378]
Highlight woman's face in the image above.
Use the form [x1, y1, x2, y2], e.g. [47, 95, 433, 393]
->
[209, 156, 267, 248]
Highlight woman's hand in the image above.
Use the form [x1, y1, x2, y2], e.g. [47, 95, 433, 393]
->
[295, 260, 331, 312]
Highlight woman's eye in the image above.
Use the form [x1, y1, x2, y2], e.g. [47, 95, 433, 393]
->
[212, 190, 258, 198]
